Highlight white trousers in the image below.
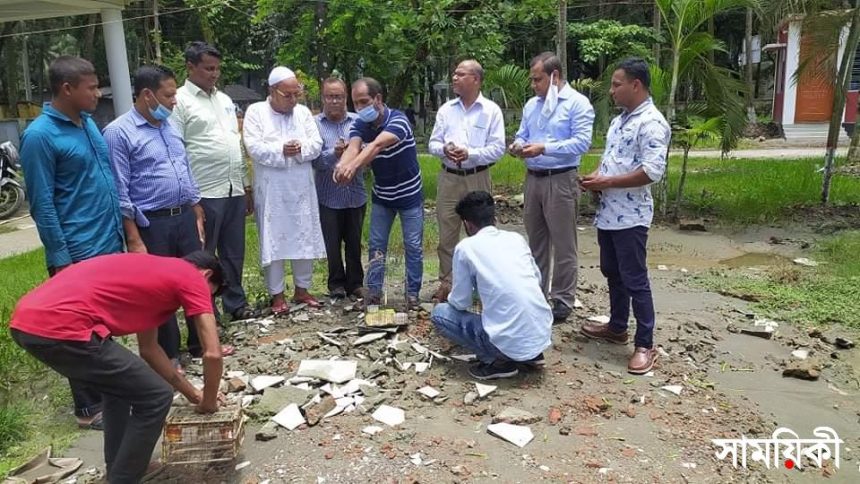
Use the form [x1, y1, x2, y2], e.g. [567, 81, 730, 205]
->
[264, 259, 314, 295]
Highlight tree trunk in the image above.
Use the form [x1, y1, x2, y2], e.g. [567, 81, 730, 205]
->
[82, 14, 98, 61]
[652, 2, 661, 66]
[745, 8, 756, 122]
[822, 1, 860, 205]
[847, 112, 860, 164]
[674, 145, 690, 220]
[313, 0, 329, 89]
[557, 0, 568, 79]
[153, 0, 162, 64]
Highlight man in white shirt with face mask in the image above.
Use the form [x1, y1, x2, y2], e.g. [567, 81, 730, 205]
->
[510, 52, 595, 324]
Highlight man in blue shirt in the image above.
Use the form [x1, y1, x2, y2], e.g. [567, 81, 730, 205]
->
[103, 65, 210, 371]
[333, 77, 424, 309]
[313, 78, 366, 301]
[431, 191, 552, 380]
[511, 52, 595, 323]
[19, 55, 124, 430]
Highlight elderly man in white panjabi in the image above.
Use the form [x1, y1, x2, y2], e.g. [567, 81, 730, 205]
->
[243, 67, 326, 314]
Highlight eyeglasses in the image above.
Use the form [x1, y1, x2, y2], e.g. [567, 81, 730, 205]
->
[274, 89, 302, 100]
[324, 95, 346, 103]
[452, 72, 476, 79]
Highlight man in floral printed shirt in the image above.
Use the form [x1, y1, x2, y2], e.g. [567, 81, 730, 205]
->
[578, 58, 671, 375]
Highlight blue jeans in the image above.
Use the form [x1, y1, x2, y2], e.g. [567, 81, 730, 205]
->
[598, 226, 655, 348]
[367, 202, 424, 297]
[431, 303, 508, 364]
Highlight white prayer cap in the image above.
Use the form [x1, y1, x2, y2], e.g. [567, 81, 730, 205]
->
[268, 66, 296, 86]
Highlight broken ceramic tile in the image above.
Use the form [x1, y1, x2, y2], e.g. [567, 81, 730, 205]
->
[587, 315, 610, 324]
[371, 405, 405, 427]
[250, 375, 285, 392]
[411, 342, 428, 355]
[296, 360, 357, 384]
[450, 354, 477, 362]
[573, 298, 584, 309]
[353, 332, 388, 346]
[362, 425, 384, 436]
[660, 385, 683, 396]
[792, 257, 818, 267]
[410, 453, 423, 466]
[414, 362, 430, 374]
[271, 403, 305, 430]
[657, 264, 669, 271]
[226, 370, 247, 379]
[463, 391, 478, 405]
[241, 395, 254, 408]
[487, 422, 534, 448]
[317, 332, 345, 347]
[791, 349, 809, 360]
[475, 383, 497, 398]
[417, 386, 440, 399]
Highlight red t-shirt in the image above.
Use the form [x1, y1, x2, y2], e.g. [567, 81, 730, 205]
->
[10, 253, 214, 341]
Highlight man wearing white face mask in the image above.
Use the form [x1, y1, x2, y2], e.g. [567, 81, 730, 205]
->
[243, 66, 326, 314]
[510, 52, 595, 323]
[104, 65, 206, 368]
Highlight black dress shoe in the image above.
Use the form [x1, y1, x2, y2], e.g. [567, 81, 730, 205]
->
[551, 299, 572, 322]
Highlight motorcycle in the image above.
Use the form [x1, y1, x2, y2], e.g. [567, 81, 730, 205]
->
[0, 141, 25, 219]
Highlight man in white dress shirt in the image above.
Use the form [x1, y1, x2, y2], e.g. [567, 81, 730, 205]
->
[243, 67, 325, 314]
[428, 59, 505, 303]
[431, 191, 552, 380]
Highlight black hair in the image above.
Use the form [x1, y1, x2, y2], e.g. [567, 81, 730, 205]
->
[616, 58, 651, 90]
[455, 191, 496, 228]
[184, 41, 222, 65]
[530, 51, 563, 78]
[49, 56, 97, 96]
[182, 251, 225, 294]
[354, 77, 384, 98]
[133, 65, 176, 97]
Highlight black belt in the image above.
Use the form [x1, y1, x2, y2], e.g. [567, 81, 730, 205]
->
[442, 164, 493, 176]
[143, 205, 189, 218]
[527, 166, 577, 178]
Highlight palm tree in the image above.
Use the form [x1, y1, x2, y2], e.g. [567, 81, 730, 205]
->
[483, 65, 530, 109]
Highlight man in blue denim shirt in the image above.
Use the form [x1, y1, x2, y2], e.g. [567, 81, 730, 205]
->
[19, 56, 123, 430]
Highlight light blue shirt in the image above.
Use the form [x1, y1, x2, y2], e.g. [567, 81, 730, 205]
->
[514, 83, 595, 170]
[595, 98, 671, 230]
[448, 226, 553, 361]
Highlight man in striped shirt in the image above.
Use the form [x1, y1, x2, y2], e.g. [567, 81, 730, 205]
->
[334, 77, 424, 309]
[103, 65, 208, 371]
[313, 78, 366, 301]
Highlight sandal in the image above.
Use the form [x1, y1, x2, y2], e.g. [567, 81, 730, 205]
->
[271, 300, 290, 315]
[292, 294, 322, 308]
[221, 344, 236, 357]
[77, 411, 104, 431]
[231, 306, 261, 320]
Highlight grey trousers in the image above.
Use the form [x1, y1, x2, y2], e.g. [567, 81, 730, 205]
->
[200, 196, 249, 316]
[523, 169, 579, 308]
[436, 169, 492, 283]
[12, 329, 173, 484]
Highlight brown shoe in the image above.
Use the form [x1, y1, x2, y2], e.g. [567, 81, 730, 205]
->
[627, 347, 657, 375]
[580, 322, 629, 345]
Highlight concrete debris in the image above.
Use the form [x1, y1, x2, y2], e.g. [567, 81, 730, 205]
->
[414, 362, 430, 373]
[410, 453, 423, 466]
[317, 332, 345, 347]
[411, 343, 428, 355]
[548, 407, 562, 425]
[255, 421, 279, 441]
[235, 461, 250, 470]
[362, 425, 384, 436]
[297, 360, 357, 383]
[573, 298, 584, 309]
[492, 407, 541, 425]
[487, 422, 534, 448]
[241, 395, 254, 408]
[371, 405, 405, 427]
[272, 403, 305, 430]
[352, 332, 387, 346]
[305, 396, 337, 426]
[450, 354, 477, 362]
[783, 361, 821, 381]
[660, 385, 683, 396]
[792, 257, 819, 267]
[417, 386, 441, 399]
[587, 315, 610, 324]
[657, 264, 669, 271]
[474, 383, 496, 398]
[791, 349, 809, 360]
[293, 313, 310, 322]
[250, 375, 285, 392]
[253, 386, 313, 417]
[834, 337, 855, 349]
[226, 377, 247, 393]
[226, 370, 246, 378]
[463, 392, 478, 405]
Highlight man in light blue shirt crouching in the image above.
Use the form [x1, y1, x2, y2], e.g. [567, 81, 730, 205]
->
[431, 191, 553, 380]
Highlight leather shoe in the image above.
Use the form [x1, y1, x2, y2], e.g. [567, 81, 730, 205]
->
[628, 347, 657, 374]
[432, 282, 451, 303]
[551, 299, 572, 322]
[580, 322, 629, 345]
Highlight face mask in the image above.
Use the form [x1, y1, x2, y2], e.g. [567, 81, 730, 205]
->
[357, 104, 378, 123]
[146, 92, 172, 121]
[539, 72, 559, 128]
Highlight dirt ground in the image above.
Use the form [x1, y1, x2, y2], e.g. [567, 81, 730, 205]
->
[61, 217, 860, 484]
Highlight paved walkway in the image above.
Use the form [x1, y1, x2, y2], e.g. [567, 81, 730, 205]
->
[0, 214, 41, 259]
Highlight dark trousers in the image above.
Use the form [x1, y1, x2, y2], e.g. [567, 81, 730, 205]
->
[12, 329, 173, 484]
[47, 265, 102, 418]
[598, 226, 655, 349]
[138, 208, 203, 359]
[319, 204, 366, 294]
[200, 196, 249, 317]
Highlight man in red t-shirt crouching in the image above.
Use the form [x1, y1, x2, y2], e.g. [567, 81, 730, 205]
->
[9, 251, 226, 484]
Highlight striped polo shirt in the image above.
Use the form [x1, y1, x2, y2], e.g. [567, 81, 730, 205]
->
[349, 106, 422, 209]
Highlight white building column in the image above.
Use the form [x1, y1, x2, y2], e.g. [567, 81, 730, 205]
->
[101, 8, 132, 114]
[783, 20, 801, 126]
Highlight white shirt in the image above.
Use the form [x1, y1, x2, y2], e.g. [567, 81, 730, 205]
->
[428, 94, 506, 170]
[448, 226, 553, 361]
[171, 80, 247, 198]
[595, 98, 671, 231]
